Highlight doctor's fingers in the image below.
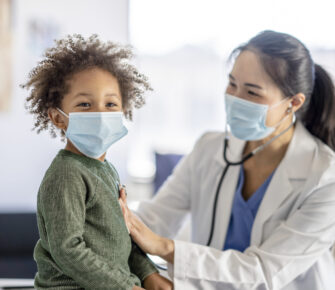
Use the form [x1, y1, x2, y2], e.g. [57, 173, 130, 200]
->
[118, 190, 131, 221]
[118, 199, 131, 233]
[129, 214, 162, 256]
[119, 186, 128, 204]
[118, 198, 127, 217]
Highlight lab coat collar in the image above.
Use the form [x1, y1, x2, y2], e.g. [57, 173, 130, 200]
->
[251, 121, 317, 245]
[269, 121, 316, 181]
[214, 121, 317, 247]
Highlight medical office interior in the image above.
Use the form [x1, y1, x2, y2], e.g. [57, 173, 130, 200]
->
[1, 0, 335, 288]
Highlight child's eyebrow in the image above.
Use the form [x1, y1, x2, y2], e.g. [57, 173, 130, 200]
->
[74, 93, 93, 98]
[105, 94, 119, 98]
[74, 93, 119, 98]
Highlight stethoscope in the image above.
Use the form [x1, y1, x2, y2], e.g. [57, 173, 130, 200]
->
[153, 115, 296, 271]
[206, 115, 296, 246]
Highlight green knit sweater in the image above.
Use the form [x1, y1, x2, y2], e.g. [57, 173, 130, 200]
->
[34, 150, 157, 290]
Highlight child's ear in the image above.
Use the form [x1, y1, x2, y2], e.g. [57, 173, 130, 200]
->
[48, 108, 67, 130]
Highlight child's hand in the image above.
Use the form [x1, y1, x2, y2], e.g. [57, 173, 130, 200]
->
[143, 273, 173, 290]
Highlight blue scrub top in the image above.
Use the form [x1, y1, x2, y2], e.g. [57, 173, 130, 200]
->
[223, 165, 275, 252]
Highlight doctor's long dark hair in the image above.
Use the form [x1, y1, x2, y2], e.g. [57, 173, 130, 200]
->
[232, 30, 335, 151]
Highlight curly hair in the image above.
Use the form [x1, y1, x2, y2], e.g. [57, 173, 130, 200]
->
[22, 34, 152, 137]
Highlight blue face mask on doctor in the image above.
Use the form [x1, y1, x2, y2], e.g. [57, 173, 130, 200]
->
[58, 109, 128, 159]
[225, 93, 292, 141]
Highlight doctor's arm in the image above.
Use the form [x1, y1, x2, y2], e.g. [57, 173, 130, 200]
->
[121, 179, 335, 290]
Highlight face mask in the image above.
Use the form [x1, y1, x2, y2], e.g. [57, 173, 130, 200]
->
[224, 93, 291, 141]
[57, 109, 128, 159]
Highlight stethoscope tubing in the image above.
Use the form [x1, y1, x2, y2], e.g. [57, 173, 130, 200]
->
[206, 117, 296, 246]
[206, 138, 254, 246]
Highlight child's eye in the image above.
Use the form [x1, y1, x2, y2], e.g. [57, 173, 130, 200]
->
[106, 103, 117, 108]
[77, 102, 91, 107]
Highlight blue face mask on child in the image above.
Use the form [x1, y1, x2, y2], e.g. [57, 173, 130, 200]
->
[57, 109, 128, 159]
[225, 93, 291, 141]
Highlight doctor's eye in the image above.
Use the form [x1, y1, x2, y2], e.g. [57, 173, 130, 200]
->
[77, 102, 91, 108]
[248, 90, 259, 97]
[229, 82, 237, 88]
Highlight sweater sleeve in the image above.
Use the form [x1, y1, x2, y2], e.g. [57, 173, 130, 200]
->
[39, 166, 140, 290]
[128, 241, 159, 282]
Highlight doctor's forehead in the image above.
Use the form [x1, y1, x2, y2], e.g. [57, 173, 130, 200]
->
[229, 50, 277, 89]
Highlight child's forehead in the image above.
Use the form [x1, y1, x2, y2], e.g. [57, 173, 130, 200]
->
[68, 67, 117, 83]
[65, 67, 120, 93]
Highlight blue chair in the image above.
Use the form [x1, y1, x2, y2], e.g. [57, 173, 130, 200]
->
[154, 152, 183, 194]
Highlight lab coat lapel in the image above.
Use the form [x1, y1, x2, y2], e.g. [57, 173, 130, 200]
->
[212, 133, 245, 249]
[251, 122, 315, 246]
[251, 168, 293, 246]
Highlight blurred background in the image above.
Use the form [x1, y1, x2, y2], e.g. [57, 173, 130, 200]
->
[2, 0, 335, 211]
[0, 0, 335, 280]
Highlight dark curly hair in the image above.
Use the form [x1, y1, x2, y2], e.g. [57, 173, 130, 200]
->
[22, 34, 152, 137]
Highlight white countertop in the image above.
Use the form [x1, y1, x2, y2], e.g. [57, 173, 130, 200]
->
[0, 279, 34, 289]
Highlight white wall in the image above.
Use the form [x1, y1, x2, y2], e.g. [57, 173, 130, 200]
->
[0, 0, 129, 212]
[127, 45, 226, 179]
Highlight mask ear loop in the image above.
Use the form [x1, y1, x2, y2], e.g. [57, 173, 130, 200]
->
[224, 122, 230, 140]
[268, 96, 290, 110]
[56, 108, 69, 134]
[57, 108, 69, 118]
[268, 97, 295, 129]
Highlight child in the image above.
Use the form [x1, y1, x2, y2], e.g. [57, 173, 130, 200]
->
[22, 34, 172, 290]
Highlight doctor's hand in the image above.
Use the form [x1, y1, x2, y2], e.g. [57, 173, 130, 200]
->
[143, 272, 173, 290]
[118, 188, 175, 264]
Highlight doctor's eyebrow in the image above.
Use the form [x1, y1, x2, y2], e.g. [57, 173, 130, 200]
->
[244, 83, 263, 90]
[229, 74, 264, 90]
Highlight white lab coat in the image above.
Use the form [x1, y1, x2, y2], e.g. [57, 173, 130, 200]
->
[137, 121, 335, 289]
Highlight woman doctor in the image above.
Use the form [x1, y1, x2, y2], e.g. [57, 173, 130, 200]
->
[119, 30, 335, 289]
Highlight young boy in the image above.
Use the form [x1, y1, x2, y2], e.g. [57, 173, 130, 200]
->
[22, 34, 172, 290]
